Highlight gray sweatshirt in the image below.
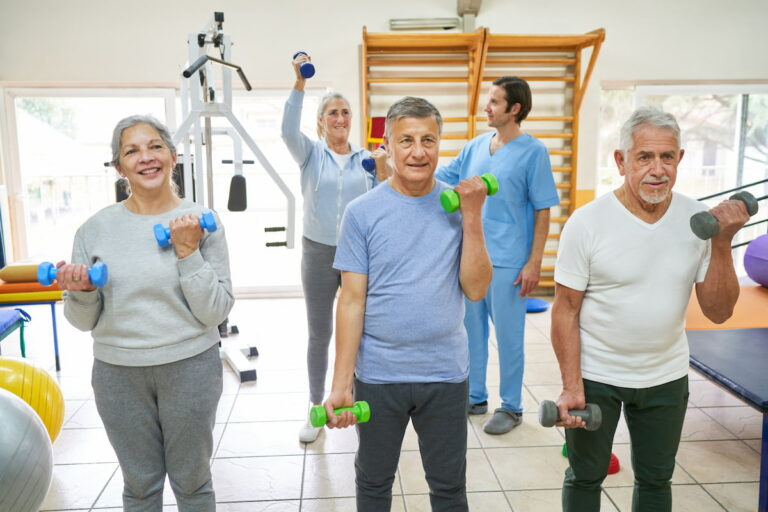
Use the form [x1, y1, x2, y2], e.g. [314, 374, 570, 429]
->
[63, 200, 234, 367]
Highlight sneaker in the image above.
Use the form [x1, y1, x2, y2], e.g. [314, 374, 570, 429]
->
[467, 400, 488, 415]
[299, 418, 322, 443]
[483, 408, 522, 435]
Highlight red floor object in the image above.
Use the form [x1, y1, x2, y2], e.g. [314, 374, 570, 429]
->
[608, 453, 620, 474]
[562, 443, 620, 475]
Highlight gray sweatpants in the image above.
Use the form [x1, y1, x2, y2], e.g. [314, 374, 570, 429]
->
[301, 236, 341, 404]
[92, 344, 222, 512]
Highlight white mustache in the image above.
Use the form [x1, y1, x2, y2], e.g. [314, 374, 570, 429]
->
[641, 176, 670, 185]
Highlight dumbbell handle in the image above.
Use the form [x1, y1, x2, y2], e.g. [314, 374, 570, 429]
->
[310, 401, 371, 427]
[37, 261, 109, 287]
[538, 400, 602, 431]
[154, 210, 217, 247]
[362, 146, 385, 173]
[690, 191, 759, 240]
[292, 51, 315, 79]
[440, 173, 499, 213]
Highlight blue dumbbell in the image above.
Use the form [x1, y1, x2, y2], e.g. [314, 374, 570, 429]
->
[362, 145, 385, 173]
[37, 261, 108, 287]
[153, 210, 218, 247]
[292, 51, 315, 79]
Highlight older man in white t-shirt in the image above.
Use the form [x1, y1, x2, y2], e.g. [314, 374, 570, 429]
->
[551, 107, 749, 512]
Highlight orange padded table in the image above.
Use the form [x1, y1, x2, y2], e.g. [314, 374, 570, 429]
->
[0, 280, 63, 371]
[686, 285, 768, 330]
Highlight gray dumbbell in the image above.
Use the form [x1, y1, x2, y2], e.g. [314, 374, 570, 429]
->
[690, 191, 758, 240]
[538, 400, 602, 431]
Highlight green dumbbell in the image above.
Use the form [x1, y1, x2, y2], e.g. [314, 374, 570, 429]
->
[538, 399, 602, 431]
[440, 173, 499, 213]
[310, 401, 371, 427]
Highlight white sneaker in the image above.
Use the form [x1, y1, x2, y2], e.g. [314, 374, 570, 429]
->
[299, 418, 322, 443]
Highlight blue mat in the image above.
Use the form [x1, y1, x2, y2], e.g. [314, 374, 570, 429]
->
[686, 328, 768, 511]
[0, 308, 31, 354]
[687, 328, 768, 412]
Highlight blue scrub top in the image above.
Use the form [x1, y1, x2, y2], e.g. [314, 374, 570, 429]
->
[436, 132, 559, 268]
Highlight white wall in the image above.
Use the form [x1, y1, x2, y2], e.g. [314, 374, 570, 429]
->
[1, 0, 767, 191]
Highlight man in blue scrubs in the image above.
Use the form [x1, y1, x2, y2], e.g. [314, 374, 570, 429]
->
[436, 76, 559, 434]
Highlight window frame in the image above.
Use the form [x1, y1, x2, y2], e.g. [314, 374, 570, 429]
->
[0, 87, 176, 262]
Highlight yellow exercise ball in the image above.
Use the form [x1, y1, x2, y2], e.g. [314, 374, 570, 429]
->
[0, 357, 64, 442]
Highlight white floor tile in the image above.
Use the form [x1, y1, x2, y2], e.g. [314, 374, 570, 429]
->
[33, 297, 765, 511]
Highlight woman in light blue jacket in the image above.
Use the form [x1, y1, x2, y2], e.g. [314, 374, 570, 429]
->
[282, 53, 387, 443]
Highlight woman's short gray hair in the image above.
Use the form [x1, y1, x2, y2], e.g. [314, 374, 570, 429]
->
[316, 92, 350, 139]
[384, 97, 443, 138]
[619, 107, 681, 153]
[110, 115, 176, 167]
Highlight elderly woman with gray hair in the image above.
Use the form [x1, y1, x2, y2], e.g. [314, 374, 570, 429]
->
[282, 53, 388, 443]
[57, 115, 234, 511]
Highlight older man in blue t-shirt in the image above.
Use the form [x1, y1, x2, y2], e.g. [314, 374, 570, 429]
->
[323, 96, 492, 512]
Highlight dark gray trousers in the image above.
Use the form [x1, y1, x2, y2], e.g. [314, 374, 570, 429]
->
[354, 378, 469, 512]
[301, 236, 341, 404]
[92, 344, 222, 512]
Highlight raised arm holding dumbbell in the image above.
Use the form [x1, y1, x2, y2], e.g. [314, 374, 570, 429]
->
[167, 214, 211, 258]
[692, 194, 750, 323]
[282, 52, 382, 443]
[690, 190, 757, 240]
[292, 51, 315, 79]
[440, 173, 499, 213]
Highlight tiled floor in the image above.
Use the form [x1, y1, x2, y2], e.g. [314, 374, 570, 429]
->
[3, 298, 762, 511]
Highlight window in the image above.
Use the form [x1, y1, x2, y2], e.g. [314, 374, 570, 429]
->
[2, 87, 328, 293]
[3, 89, 174, 263]
[175, 89, 323, 292]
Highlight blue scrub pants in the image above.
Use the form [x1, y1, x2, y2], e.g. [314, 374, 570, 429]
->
[465, 266, 527, 413]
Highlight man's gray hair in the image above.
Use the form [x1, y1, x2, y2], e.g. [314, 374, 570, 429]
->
[385, 97, 443, 138]
[110, 115, 176, 167]
[618, 107, 681, 153]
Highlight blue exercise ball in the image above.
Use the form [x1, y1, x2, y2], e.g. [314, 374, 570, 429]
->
[0, 387, 53, 512]
[744, 234, 768, 287]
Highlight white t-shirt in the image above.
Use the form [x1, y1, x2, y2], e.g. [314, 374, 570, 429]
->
[330, 151, 352, 171]
[555, 191, 711, 388]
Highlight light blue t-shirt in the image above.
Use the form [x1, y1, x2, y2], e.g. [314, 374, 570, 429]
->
[436, 132, 560, 268]
[333, 180, 469, 384]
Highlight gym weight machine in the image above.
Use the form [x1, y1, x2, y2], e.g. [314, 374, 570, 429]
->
[173, 12, 297, 381]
